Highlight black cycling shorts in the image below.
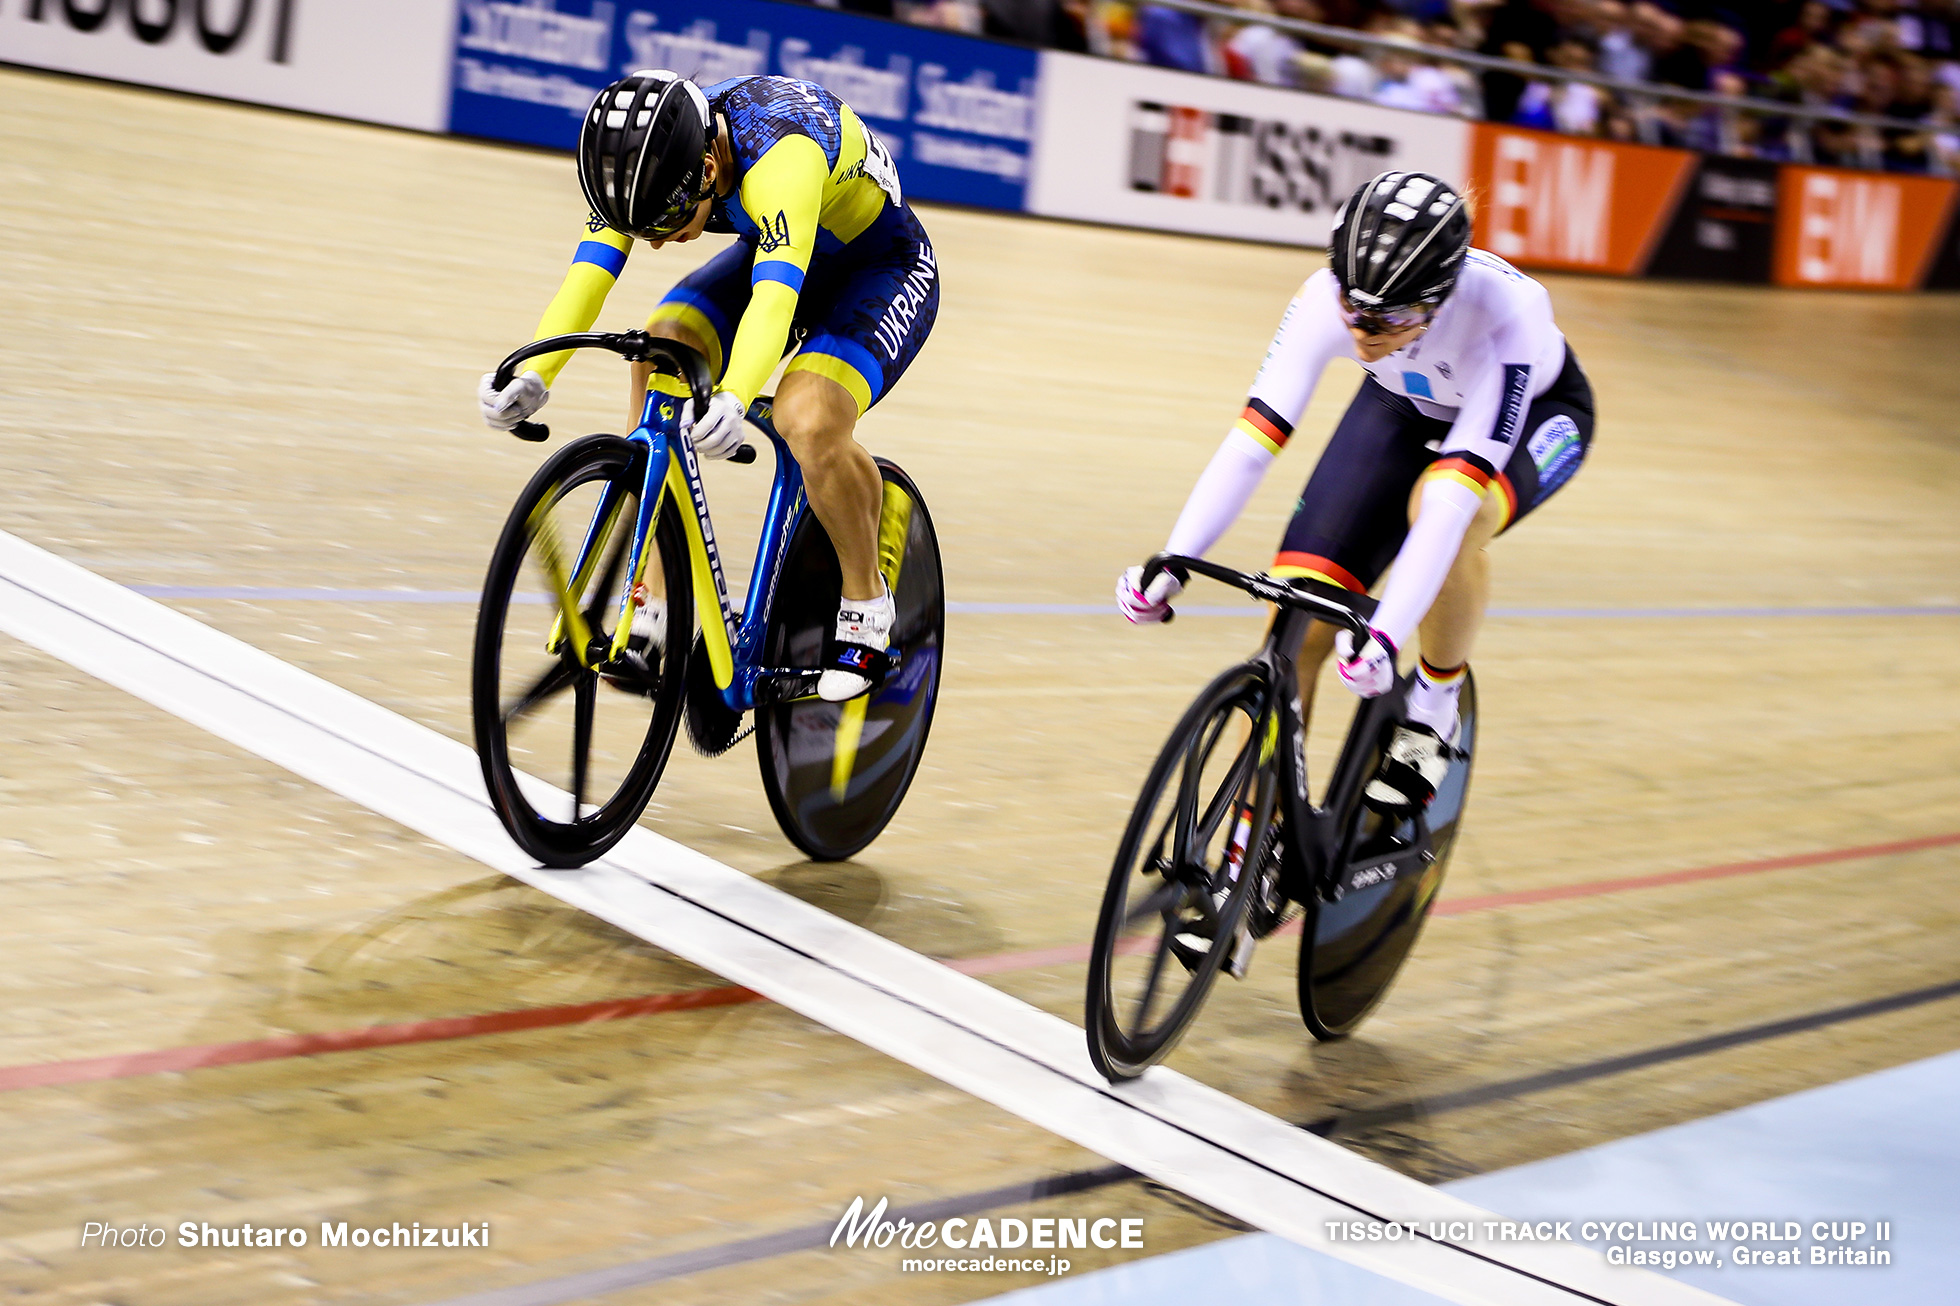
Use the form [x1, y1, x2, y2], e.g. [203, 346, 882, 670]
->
[1273, 344, 1594, 592]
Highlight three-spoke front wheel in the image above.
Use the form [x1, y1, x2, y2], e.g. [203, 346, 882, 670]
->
[472, 435, 692, 867]
[1086, 665, 1274, 1081]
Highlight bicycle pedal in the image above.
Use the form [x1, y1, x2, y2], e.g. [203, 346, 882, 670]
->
[1167, 931, 1210, 974]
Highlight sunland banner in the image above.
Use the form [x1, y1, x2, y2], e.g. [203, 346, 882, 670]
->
[1771, 166, 1958, 290]
[0, 0, 457, 131]
[1466, 124, 1694, 277]
[1026, 51, 1469, 247]
[447, 0, 1038, 212]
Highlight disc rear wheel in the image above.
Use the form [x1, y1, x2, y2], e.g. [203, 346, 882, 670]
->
[1298, 672, 1477, 1038]
[754, 459, 943, 862]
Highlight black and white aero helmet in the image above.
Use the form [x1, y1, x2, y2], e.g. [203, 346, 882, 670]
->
[577, 70, 717, 238]
[1328, 171, 1471, 312]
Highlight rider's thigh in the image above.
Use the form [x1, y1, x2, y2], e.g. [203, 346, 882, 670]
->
[1405, 474, 1508, 552]
[647, 315, 719, 359]
[1273, 378, 1445, 596]
[780, 202, 938, 418]
[772, 368, 861, 460]
[1301, 616, 1340, 667]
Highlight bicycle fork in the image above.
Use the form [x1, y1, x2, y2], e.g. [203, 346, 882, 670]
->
[1216, 707, 1283, 980]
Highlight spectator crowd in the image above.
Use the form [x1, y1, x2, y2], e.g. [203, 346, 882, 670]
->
[795, 0, 1960, 173]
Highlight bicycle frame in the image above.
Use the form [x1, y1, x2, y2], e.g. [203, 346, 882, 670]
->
[492, 331, 828, 713]
[556, 389, 819, 713]
[1142, 554, 1431, 908]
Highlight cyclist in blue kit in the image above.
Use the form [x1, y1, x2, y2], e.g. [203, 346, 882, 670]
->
[480, 70, 938, 701]
[1118, 171, 1594, 811]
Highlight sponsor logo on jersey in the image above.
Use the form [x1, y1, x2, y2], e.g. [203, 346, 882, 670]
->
[1527, 413, 1583, 496]
[1490, 363, 1530, 445]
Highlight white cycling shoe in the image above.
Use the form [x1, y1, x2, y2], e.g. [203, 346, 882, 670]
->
[817, 586, 894, 703]
[609, 588, 668, 684]
[1363, 717, 1457, 812]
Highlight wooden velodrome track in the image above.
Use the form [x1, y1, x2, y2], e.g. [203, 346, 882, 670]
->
[2, 65, 1957, 1305]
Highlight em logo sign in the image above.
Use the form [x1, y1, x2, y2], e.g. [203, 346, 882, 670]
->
[1468, 125, 1694, 276]
[1772, 167, 1958, 290]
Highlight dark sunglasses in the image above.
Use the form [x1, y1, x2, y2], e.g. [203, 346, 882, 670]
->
[1338, 296, 1437, 335]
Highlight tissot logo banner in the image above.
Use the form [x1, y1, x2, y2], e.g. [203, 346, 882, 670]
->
[447, 0, 1037, 211]
[1644, 155, 1780, 284]
[1027, 51, 1468, 247]
[1772, 166, 1958, 290]
[0, 0, 456, 130]
[1467, 124, 1693, 275]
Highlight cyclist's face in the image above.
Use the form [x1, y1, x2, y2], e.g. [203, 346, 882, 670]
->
[1340, 293, 1433, 360]
[1349, 319, 1426, 361]
[646, 152, 718, 249]
[646, 195, 711, 248]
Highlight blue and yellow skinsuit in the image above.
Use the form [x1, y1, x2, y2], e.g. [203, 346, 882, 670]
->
[529, 76, 939, 416]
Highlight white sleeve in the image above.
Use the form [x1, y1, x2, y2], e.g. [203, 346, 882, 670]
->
[1367, 313, 1540, 649]
[1161, 272, 1350, 560]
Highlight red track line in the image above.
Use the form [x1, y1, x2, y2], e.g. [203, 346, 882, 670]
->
[3, 830, 1953, 1094]
[1429, 829, 1960, 915]
[0, 987, 758, 1093]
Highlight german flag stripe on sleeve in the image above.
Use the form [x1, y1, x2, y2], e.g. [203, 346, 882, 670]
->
[1232, 398, 1294, 456]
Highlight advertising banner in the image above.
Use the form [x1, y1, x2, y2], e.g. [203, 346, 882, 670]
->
[1643, 155, 1779, 283]
[448, 0, 1038, 212]
[1026, 51, 1469, 247]
[1923, 201, 1960, 290]
[1466, 124, 1694, 276]
[0, 0, 456, 131]
[1771, 166, 1958, 290]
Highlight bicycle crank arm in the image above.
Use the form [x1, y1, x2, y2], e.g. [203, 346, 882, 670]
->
[753, 668, 824, 704]
[1325, 831, 1436, 901]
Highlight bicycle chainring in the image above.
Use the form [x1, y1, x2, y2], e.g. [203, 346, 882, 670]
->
[1247, 822, 1296, 939]
[684, 630, 750, 757]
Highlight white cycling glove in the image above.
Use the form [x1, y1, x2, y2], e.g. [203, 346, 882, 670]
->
[1336, 627, 1399, 698]
[680, 390, 748, 460]
[478, 370, 547, 431]
[1116, 565, 1183, 624]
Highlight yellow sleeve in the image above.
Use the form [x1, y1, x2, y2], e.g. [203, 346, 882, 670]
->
[528, 221, 633, 386]
[722, 134, 827, 406]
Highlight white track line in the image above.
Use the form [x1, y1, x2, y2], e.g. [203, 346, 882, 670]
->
[0, 529, 1731, 1306]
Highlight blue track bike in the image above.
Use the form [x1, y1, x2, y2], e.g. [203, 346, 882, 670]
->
[470, 332, 943, 867]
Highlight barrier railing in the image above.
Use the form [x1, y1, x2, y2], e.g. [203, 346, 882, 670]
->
[1139, 0, 1940, 168]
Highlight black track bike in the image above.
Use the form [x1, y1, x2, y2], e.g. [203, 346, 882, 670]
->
[470, 333, 943, 868]
[1085, 554, 1476, 1081]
